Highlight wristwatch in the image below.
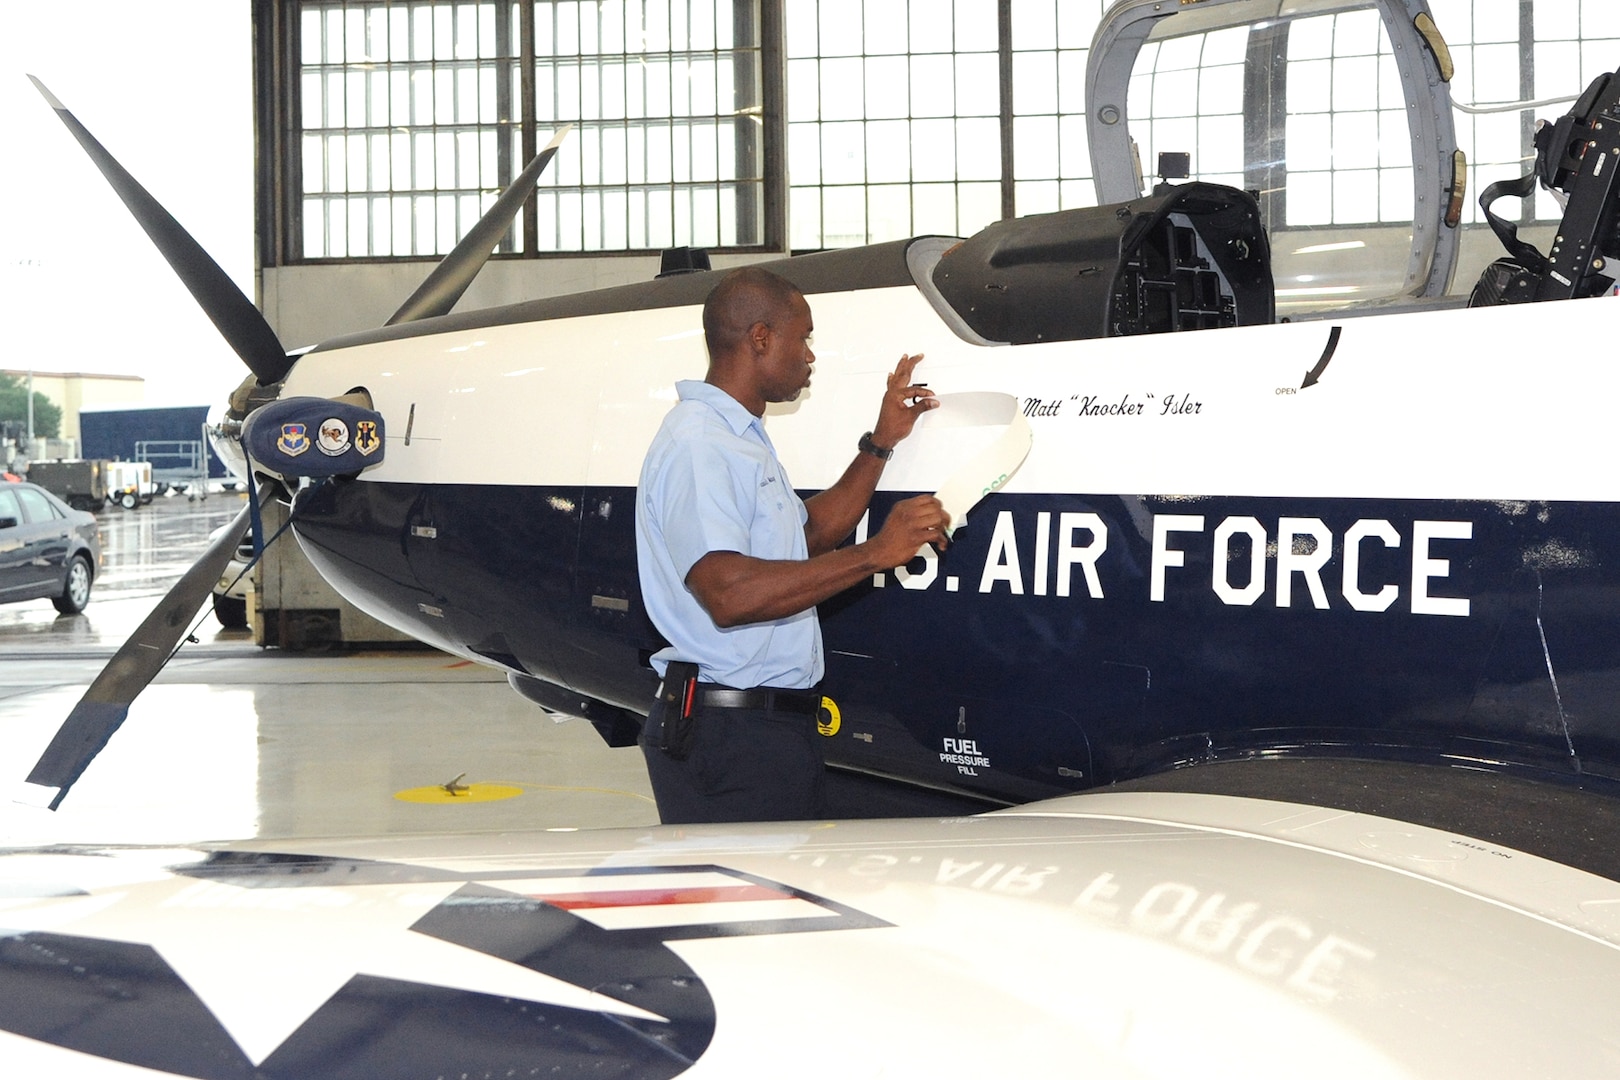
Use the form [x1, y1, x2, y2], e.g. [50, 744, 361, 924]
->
[857, 431, 893, 460]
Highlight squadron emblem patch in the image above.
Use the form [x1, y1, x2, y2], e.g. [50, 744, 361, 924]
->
[316, 417, 351, 456]
[276, 423, 309, 457]
[355, 420, 380, 456]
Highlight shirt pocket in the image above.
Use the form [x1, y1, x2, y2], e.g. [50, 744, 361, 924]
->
[749, 461, 802, 559]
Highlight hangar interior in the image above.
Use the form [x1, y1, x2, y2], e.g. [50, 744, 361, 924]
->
[7, 0, 1620, 846]
[10, 5, 1620, 1074]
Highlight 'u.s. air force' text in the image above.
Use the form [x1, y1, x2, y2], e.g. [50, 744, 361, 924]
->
[858, 510, 1471, 617]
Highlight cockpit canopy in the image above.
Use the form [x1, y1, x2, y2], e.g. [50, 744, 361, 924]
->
[1088, 0, 1465, 318]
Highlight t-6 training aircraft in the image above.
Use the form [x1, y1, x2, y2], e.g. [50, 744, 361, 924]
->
[10, 0, 1620, 1074]
[21, 0, 1620, 824]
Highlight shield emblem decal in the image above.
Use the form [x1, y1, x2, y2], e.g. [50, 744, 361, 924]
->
[277, 423, 309, 457]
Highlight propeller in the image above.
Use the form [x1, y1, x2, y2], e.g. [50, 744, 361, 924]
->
[21, 80, 570, 808]
[386, 125, 572, 324]
[22, 484, 271, 809]
[28, 76, 294, 386]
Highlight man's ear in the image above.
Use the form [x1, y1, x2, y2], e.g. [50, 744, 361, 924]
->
[747, 320, 772, 355]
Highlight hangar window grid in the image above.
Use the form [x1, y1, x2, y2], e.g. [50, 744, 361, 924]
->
[1427, 0, 1620, 227]
[785, 0, 1004, 249]
[1431, 0, 1538, 228]
[1007, 0, 1108, 219]
[298, 2, 524, 259]
[1524, 0, 1620, 219]
[1125, 26, 1252, 203]
[276, 0, 1617, 262]
[292, 0, 768, 259]
[529, 0, 766, 252]
[1126, 10, 1416, 230]
[782, 0, 1109, 249]
[1277, 10, 1416, 228]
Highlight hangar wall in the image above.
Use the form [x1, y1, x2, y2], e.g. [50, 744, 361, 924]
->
[260, 252, 774, 347]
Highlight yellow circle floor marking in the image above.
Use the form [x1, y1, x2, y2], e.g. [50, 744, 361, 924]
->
[394, 783, 525, 804]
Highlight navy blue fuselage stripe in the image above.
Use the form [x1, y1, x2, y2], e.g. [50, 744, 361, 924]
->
[289, 481, 1620, 801]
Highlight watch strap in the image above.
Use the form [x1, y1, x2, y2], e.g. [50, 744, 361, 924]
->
[857, 431, 893, 461]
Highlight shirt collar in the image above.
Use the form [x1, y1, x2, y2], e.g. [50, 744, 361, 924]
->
[676, 379, 763, 439]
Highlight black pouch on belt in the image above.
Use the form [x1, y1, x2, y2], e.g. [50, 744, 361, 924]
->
[656, 661, 700, 760]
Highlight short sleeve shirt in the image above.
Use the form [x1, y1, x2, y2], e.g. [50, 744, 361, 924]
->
[635, 380, 823, 689]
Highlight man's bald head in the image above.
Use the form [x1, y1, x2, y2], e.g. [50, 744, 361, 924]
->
[702, 266, 804, 362]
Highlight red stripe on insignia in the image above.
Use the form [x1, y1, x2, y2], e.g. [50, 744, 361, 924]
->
[540, 884, 794, 910]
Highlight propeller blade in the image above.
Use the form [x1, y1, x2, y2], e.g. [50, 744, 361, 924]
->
[29, 76, 293, 386]
[386, 126, 572, 325]
[22, 486, 271, 810]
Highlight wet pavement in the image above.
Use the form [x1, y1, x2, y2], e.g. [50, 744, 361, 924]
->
[0, 490, 248, 649]
[0, 494, 658, 847]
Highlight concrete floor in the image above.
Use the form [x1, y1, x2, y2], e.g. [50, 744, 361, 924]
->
[0, 493, 659, 848]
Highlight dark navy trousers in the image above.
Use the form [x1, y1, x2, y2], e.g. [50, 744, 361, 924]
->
[640, 699, 827, 824]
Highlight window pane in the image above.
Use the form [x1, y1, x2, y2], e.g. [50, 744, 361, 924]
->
[297, 0, 761, 255]
[297, 0, 1620, 261]
[783, 1, 1111, 246]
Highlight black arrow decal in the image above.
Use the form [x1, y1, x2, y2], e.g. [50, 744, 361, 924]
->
[1301, 325, 1342, 389]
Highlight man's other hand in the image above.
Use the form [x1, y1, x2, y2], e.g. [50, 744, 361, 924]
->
[869, 494, 952, 568]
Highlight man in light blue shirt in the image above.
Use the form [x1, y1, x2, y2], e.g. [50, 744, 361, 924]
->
[635, 266, 950, 823]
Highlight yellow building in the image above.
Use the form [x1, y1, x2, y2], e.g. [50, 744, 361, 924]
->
[1, 369, 145, 441]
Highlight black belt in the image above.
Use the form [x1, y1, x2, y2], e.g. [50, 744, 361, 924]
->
[694, 685, 821, 716]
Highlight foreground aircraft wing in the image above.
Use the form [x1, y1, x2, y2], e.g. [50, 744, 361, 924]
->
[1, 791, 1617, 1077]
